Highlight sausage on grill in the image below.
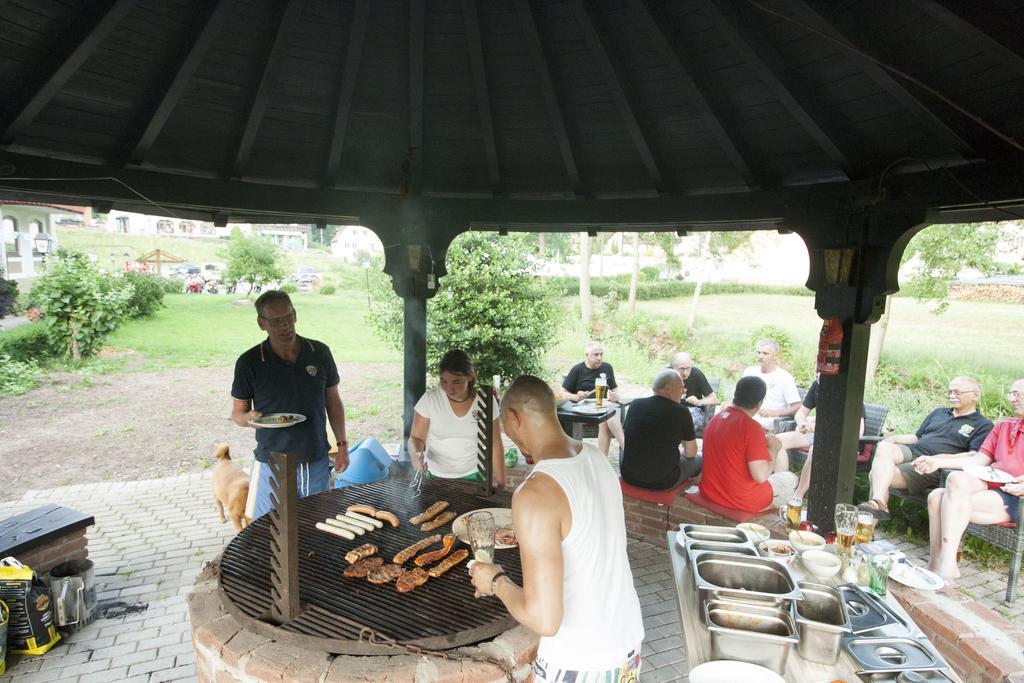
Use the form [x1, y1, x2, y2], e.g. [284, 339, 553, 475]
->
[414, 535, 455, 567]
[393, 534, 442, 564]
[396, 567, 430, 593]
[374, 510, 399, 527]
[427, 548, 469, 578]
[344, 543, 378, 564]
[343, 556, 383, 578]
[347, 504, 377, 516]
[367, 563, 404, 585]
[409, 501, 449, 526]
[420, 510, 456, 532]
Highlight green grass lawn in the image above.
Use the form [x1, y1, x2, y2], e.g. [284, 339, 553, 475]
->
[100, 292, 399, 369]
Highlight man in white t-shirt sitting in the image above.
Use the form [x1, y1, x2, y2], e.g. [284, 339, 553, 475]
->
[741, 338, 801, 432]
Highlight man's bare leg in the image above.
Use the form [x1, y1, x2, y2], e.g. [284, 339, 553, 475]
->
[935, 473, 1008, 581]
[926, 488, 945, 572]
[795, 451, 813, 499]
[597, 421, 611, 456]
[867, 442, 909, 509]
[767, 435, 788, 473]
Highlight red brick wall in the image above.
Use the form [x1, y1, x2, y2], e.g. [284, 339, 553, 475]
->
[8, 528, 88, 575]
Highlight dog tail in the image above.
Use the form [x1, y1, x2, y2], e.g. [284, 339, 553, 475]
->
[214, 443, 231, 461]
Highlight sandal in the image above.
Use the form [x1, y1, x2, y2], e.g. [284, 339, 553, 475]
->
[857, 499, 891, 521]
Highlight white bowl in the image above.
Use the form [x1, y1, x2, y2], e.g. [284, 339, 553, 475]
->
[737, 522, 771, 542]
[802, 549, 842, 578]
[789, 529, 826, 553]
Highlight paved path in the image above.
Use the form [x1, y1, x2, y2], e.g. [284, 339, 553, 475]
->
[1, 467, 1020, 682]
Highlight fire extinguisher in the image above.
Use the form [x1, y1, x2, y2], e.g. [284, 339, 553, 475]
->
[816, 318, 843, 375]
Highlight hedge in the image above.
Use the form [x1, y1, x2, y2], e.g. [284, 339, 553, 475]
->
[545, 277, 812, 299]
[0, 322, 54, 363]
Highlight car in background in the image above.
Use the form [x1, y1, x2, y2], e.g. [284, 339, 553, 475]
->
[171, 263, 200, 277]
[292, 266, 321, 291]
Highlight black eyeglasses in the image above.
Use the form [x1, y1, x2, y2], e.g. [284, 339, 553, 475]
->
[946, 389, 976, 397]
[259, 312, 296, 328]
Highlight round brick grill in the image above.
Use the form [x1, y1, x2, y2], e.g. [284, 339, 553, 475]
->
[218, 478, 523, 654]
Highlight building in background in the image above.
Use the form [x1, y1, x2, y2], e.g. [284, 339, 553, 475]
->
[0, 202, 82, 280]
[330, 225, 383, 262]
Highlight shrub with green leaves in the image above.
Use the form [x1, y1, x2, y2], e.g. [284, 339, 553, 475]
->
[367, 232, 559, 379]
[0, 270, 17, 318]
[30, 250, 131, 359]
[0, 353, 43, 396]
[319, 284, 336, 295]
[0, 322, 53, 363]
[122, 271, 167, 318]
[280, 283, 297, 294]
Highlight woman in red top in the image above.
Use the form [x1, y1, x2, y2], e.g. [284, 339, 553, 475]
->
[923, 378, 1024, 583]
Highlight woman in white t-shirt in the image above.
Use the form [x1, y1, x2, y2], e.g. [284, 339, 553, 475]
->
[408, 349, 505, 486]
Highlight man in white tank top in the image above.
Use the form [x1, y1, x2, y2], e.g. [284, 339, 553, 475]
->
[470, 376, 644, 682]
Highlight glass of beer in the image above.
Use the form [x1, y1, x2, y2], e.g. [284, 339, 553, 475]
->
[467, 511, 496, 564]
[594, 374, 608, 407]
[855, 512, 875, 545]
[835, 503, 858, 558]
[779, 497, 802, 531]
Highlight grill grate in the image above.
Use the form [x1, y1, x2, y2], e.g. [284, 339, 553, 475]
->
[218, 478, 523, 653]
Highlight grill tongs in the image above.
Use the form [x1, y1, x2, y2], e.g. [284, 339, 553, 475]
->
[409, 451, 426, 498]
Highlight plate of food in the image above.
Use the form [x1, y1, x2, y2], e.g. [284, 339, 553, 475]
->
[452, 508, 516, 549]
[964, 464, 1015, 484]
[249, 413, 306, 428]
[890, 561, 944, 590]
[570, 400, 616, 414]
[736, 522, 771, 542]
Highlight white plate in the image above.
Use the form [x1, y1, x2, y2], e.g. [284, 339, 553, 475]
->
[890, 561, 944, 590]
[451, 508, 516, 550]
[736, 522, 771, 542]
[963, 464, 1015, 484]
[248, 413, 306, 428]
[688, 660, 785, 683]
[570, 400, 617, 415]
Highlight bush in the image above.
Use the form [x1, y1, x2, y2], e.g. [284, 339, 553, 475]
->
[122, 271, 166, 318]
[0, 322, 53, 363]
[545, 276, 812, 300]
[319, 284, 336, 295]
[0, 353, 43, 396]
[160, 276, 183, 294]
[0, 272, 17, 318]
[367, 232, 559, 379]
[280, 283, 297, 294]
[30, 250, 131, 359]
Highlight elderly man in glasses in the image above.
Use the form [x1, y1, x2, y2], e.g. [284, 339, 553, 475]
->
[230, 290, 349, 520]
[858, 376, 992, 520]
[669, 352, 719, 431]
[925, 379, 1024, 582]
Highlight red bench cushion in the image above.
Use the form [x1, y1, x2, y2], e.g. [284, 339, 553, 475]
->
[619, 478, 689, 506]
[685, 491, 763, 523]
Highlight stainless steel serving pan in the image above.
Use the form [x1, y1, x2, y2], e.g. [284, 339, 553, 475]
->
[795, 582, 851, 665]
[843, 636, 945, 674]
[836, 583, 908, 634]
[679, 524, 750, 545]
[703, 598, 798, 674]
[690, 550, 803, 605]
[683, 539, 757, 558]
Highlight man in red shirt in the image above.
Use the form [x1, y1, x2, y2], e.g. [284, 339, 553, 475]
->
[700, 376, 798, 513]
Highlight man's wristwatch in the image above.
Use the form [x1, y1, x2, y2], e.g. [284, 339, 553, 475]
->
[489, 570, 507, 596]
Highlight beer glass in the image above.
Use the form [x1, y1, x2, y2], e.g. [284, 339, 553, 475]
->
[594, 374, 608, 407]
[855, 512, 875, 545]
[779, 497, 802, 531]
[834, 504, 858, 558]
[467, 511, 497, 564]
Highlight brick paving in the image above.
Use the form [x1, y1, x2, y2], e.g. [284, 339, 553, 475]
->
[1, 466, 1021, 682]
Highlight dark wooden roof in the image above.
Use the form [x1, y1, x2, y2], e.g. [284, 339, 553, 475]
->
[0, 0, 1022, 226]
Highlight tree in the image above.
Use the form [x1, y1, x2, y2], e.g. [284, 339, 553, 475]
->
[866, 222, 1011, 388]
[366, 232, 559, 379]
[579, 232, 593, 329]
[627, 232, 641, 313]
[687, 231, 753, 329]
[223, 228, 287, 295]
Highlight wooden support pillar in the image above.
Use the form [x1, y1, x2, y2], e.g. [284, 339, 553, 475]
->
[791, 204, 930, 532]
[403, 293, 427, 456]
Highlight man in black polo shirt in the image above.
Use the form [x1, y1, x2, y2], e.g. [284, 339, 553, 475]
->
[670, 351, 719, 430]
[560, 341, 624, 455]
[620, 369, 701, 490]
[859, 376, 993, 520]
[231, 291, 349, 520]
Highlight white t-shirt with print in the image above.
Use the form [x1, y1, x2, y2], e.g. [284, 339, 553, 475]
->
[414, 387, 479, 478]
[742, 365, 801, 412]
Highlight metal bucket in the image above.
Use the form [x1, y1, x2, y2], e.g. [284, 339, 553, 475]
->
[47, 559, 96, 631]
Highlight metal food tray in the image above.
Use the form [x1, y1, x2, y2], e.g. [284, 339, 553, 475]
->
[836, 583, 909, 634]
[683, 538, 757, 559]
[843, 636, 945, 674]
[703, 598, 798, 675]
[857, 670, 956, 682]
[679, 524, 750, 545]
[691, 550, 803, 605]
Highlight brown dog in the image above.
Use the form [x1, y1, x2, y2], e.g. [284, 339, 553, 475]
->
[212, 444, 251, 532]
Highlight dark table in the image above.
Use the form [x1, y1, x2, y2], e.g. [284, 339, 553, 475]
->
[556, 400, 619, 439]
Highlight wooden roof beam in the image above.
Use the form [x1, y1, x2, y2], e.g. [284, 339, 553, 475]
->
[463, 0, 502, 196]
[792, 0, 973, 157]
[571, 0, 666, 194]
[514, 0, 584, 196]
[915, 0, 1024, 75]
[2, 0, 138, 145]
[631, 0, 758, 190]
[323, 0, 370, 188]
[227, 0, 306, 179]
[407, 0, 425, 197]
[706, 0, 852, 178]
[127, 0, 234, 166]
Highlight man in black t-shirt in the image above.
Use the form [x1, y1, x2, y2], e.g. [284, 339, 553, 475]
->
[560, 341, 625, 456]
[860, 376, 993, 520]
[670, 352, 719, 430]
[621, 369, 701, 489]
[231, 291, 350, 520]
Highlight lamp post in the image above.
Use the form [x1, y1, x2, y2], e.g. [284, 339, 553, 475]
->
[123, 251, 130, 273]
[109, 251, 116, 273]
[362, 260, 371, 309]
[34, 233, 52, 270]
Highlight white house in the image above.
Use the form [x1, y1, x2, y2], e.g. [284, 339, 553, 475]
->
[106, 210, 220, 238]
[0, 202, 80, 280]
[331, 225, 383, 262]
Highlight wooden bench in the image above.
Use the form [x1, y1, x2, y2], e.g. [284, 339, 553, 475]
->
[889, 472, 1024, 605]
[0, 504, 95, 574]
